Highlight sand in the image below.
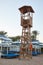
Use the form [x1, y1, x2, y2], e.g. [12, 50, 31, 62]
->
[0, 54, 43, 65]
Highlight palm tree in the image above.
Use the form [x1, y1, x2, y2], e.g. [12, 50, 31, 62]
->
[32, 30, 39, 40]
[0, 31, 7, 35]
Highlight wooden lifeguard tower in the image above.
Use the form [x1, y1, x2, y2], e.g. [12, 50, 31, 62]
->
[19, 6, 34, 59]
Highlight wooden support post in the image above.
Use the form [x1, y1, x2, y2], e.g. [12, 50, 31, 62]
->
[7, 46, 8, 54]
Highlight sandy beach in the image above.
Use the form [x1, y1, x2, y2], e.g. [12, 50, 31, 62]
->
[0, 54, 43, 65]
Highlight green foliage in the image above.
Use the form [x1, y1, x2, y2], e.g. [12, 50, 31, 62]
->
[0, 31, 7, 35]
[9, 36, 20, 41]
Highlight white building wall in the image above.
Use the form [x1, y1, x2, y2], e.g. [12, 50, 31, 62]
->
[10, 45, 20, 52]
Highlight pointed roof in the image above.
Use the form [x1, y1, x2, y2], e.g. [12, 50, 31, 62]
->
[19, 6, 34, 14]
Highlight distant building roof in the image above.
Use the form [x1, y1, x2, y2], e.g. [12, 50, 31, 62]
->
[0, 35, 12, 41]
[32, 40, 40, 45]
[12, 40, 41, 45]
[11, 40, 20, 45]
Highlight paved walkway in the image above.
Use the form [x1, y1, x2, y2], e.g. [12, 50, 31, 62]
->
[0, 55, 43, 65]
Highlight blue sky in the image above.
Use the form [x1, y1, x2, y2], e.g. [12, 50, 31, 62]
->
[0, 0, 43, 42]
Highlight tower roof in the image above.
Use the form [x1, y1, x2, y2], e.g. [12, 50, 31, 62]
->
[19, 6, 34, 14]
